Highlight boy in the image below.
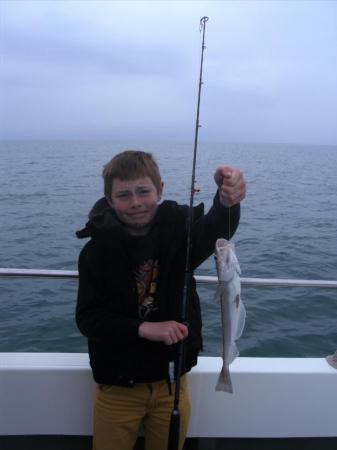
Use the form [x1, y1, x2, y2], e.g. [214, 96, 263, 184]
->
[76, 150, 245, 450]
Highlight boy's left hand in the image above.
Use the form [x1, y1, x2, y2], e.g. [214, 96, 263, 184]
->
[214, 166, 246, 207]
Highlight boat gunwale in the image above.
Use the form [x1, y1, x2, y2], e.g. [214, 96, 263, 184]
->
[1, 268, 337, 288]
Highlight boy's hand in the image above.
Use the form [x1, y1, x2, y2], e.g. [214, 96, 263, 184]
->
[214, 166, 246, 207]
[138, 320, 188, 345]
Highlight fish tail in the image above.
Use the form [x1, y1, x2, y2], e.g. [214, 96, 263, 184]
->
[215, 366, 233, 393]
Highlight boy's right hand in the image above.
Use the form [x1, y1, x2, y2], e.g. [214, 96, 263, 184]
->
[138, 321, 188, 345]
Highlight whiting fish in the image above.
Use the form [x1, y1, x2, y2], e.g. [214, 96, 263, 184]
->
[214, 238, 246, 393]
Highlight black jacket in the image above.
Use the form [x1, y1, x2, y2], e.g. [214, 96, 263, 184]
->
[76, 195, 240, 386]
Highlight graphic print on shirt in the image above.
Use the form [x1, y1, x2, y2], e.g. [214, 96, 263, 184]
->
[135, 259, 159, 319]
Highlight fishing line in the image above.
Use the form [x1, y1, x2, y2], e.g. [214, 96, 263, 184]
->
[228, 197, 231, 240]
[167, 16, 209, 450]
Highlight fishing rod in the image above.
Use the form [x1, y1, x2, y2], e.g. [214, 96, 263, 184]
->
[168, 15, 209, 450]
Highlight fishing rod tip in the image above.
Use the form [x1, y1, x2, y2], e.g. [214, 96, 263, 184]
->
[199, 16, 209, 30]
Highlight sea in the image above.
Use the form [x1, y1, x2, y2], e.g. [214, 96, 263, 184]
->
[1, 141, 337, 358]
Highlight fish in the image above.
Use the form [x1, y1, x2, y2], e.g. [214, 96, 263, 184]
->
[214, 238, 246, 393]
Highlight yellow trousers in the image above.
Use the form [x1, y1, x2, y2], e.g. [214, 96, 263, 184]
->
[93, 375, 190, 450]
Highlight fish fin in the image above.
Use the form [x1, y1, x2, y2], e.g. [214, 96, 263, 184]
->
[215, 366, 233, 393]
[234, 301, 246, 341]
[228, 343, 239, 364]
[226, 308, 246, 365]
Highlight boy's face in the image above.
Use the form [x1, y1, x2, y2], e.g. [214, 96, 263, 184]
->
[107, 176, 163, 236]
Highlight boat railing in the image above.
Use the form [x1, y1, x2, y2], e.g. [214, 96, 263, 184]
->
[1, 268, 337, 288]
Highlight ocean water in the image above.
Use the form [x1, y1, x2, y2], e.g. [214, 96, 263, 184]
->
[1, 141, 337, 357]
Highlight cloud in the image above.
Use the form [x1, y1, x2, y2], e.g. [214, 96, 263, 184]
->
[1, 0, 336, 144]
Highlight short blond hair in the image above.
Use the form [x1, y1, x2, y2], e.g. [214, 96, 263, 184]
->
[102, 150, 162, 198]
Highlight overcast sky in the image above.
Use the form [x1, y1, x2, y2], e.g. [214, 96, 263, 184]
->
[1, 0, 336, 145]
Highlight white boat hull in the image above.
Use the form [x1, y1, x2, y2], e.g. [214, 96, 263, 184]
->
[1, 353, 336, 438]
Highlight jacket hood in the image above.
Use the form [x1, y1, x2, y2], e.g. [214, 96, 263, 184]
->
[76, 197, 121, 239]
[76, 196, 206, 239]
